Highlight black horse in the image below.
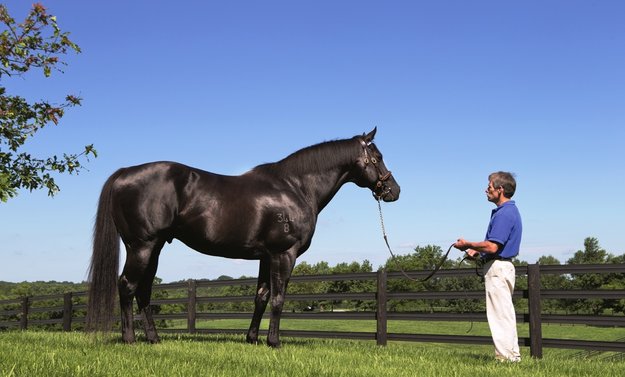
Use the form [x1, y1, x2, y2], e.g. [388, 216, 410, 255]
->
[87, 128, 400, 347]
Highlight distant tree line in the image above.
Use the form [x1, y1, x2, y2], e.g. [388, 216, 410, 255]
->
[0, 280, 87, 301]
[283, 237, 625, 316]
[1, 237, 624, 328]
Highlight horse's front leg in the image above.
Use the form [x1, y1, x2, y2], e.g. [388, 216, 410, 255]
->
[267, 250, 297, 348]
[247, 259, 270, 344]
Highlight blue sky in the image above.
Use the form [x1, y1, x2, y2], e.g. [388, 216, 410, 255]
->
[2, 1, 624, 283]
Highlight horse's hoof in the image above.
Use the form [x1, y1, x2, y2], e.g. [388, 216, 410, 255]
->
[246, 337, 259, 345]
[122, 333, 136, 344]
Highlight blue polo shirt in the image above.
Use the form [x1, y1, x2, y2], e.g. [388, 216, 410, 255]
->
[484, 200, 522, 259]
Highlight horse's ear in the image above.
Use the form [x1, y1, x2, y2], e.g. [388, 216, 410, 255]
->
[364, 127, 377, 144]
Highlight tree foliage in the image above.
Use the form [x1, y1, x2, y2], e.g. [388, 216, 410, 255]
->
[564, 237, 622, 315]
[0, 3, 96, 202]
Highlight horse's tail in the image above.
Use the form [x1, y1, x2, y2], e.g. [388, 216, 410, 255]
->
[86, 170, 123, 332]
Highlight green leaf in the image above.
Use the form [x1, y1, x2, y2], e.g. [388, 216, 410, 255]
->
[0, 3, 95, 201]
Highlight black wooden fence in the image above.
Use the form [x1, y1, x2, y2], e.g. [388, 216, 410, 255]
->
[2, 263, 624, 358]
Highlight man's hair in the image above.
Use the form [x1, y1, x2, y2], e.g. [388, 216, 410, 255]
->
[489, 171, 517, 199]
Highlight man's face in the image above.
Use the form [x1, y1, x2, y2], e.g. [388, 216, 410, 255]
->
[485, 181, 503, 204]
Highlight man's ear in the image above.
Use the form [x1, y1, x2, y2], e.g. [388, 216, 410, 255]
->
[364, 127, 377, 144]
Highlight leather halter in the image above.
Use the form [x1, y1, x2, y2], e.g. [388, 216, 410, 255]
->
[359, 139, 393, 199]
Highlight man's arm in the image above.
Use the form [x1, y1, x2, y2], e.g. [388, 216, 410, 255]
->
[454, 238, 500, 257]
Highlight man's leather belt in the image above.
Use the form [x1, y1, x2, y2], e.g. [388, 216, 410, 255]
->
[482, 255, 513, 262]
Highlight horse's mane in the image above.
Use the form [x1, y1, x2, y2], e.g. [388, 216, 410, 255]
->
[251, 136, 360, 177]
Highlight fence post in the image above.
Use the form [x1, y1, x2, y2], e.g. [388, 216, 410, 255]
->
[527, 263, 543, 358]
[376, 269, 388, 346]
[188, 279, 197, 334]
[20, 296, 29, 330]
[63, 292, 73, 331]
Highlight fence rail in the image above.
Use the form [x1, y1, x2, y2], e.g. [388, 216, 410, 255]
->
[2, 263, 625, 358]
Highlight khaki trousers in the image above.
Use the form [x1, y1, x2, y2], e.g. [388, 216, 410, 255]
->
[484, 260, 521, 361]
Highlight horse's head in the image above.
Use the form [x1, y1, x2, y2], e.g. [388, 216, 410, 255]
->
[353, 128, 400, 202]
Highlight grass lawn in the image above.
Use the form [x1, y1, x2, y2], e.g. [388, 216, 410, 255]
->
[1, 331, 624, 377]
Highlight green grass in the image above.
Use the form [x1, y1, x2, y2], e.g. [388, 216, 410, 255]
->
[1, 331, 623, 377]
[188, 317, 625, 341]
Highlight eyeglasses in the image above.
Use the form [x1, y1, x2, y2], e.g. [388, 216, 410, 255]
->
[487, 184, 502, 192]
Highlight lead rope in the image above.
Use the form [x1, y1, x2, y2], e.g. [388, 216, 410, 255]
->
[376, 198, 453, 282]
[377, 199, 483, 333]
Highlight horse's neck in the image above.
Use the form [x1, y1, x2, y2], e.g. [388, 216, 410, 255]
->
[292, 167, 351, 213]
[266, 139, 359, 213]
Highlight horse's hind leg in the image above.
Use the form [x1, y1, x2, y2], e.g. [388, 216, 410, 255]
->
[135, 244, 163, 344]
[246, 258, 270, 344]
[118, 272, 136, 344]
[118, 240, 163, 344]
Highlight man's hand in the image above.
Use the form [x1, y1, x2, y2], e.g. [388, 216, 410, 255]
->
[454, 239, 480, 259]
[454, 238, 470, 251]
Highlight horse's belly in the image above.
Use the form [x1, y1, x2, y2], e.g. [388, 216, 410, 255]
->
[176, 236, 265, 260]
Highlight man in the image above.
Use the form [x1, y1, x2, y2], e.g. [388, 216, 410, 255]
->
[454, 171, 522, 362]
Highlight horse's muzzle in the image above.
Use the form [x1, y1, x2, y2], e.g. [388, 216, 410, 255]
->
[382, 189, 400, 202]
[374, 184, 400, 202]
